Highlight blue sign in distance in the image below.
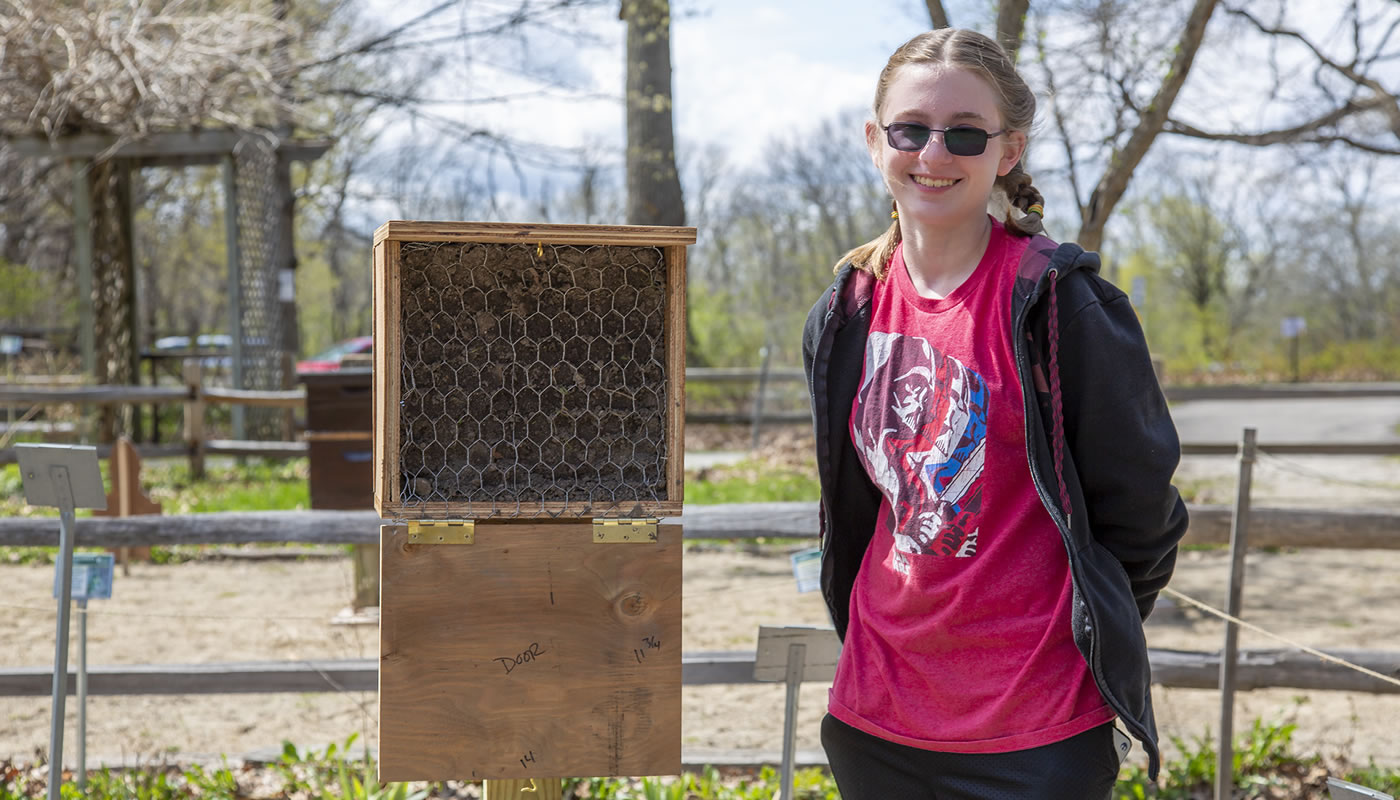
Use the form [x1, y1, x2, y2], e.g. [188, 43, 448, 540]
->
[790, 547, 821, 594]
[53, 553, 115, 601]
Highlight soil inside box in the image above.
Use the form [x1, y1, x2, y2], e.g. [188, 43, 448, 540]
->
[397, 240, 670, 508]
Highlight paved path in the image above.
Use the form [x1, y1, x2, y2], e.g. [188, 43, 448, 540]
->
[1171, 396, 1400, 444]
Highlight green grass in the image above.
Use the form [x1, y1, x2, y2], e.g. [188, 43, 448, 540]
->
[1, 457, 311, 565]
[2, 452, 818, 516]
[685, 466, 820, 505]
[0, 458, 309, 518]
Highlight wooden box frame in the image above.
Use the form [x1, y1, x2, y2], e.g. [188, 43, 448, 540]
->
[372, 221, 695, 520]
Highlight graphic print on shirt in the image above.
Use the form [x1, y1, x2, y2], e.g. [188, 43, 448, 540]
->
[853, 331, 988, 558]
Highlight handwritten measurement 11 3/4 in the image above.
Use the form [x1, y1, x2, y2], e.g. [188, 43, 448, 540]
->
[633, 635, 660, 663]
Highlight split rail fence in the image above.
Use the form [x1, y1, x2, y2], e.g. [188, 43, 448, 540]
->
[6, 375, 1400, 474]
[0, 500, 1398, 700]
[2, 376, 1399, 769]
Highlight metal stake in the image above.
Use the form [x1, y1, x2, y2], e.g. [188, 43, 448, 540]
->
[47, 464, 77, 800]
[1215, 427, 1256, 800]
[780, 642, 806, 800]
[77, 598, 88, 791]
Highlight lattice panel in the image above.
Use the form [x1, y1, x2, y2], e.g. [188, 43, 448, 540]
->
[373, 222, 692, 520]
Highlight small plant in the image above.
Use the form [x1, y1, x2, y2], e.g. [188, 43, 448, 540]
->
[275, 735, 430, 800]
[1345, 760, 1400, 795]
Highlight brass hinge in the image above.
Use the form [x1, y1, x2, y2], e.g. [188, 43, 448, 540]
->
[407, 520, 475, 544]
[592, 519, 659, 543]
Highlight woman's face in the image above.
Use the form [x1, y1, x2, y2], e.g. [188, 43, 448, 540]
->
[865, 64, 1026, 233]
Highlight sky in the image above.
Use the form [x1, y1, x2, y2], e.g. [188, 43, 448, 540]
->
[350, 0, 1395, 227]
[668, 0, 931, 165]
[360, 0, 939, 172]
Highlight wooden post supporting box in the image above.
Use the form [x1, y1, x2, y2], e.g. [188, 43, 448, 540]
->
[372, 221, 695, 783]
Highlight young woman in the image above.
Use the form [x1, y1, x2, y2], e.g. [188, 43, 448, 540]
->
[801, 29, 1189, 799]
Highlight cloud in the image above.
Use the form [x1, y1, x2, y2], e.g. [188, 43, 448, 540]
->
[672, 1, 887, 166]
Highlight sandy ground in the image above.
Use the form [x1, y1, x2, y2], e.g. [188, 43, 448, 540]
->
[1, 451, 1399, 772]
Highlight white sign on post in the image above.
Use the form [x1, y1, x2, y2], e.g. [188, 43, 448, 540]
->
[14, 444, 107, 800]
[1281, 316, 1307, 339]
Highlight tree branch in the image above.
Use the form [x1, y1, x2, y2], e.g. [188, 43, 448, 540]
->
[1078, 0, 1220, 251]
[1166, 119, 1400, 155]
[1035, 28, 1085, 220]
[1225, 2, 1400, 135]
[1163, 96, 1386, 146]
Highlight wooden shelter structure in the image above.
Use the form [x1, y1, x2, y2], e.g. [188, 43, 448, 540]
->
[4, 130, 331, 439]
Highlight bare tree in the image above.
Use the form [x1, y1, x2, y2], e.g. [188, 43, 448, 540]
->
[1, 0, 616, 386]
[1034, 0, 1400, 256]
[1142, 181, 1238, 357]
[1165, 1, 1400, 156]
[1302, 157, 1394, 340]
[1070, 0, 1220, 252]
[622, 0, 685, 227]
[923, 0, 1032, 62]
[919, 0, 1217, 255]
[995, 0, 1031, 63]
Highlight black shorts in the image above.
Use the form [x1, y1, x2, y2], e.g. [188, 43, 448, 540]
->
[820, 713, 1121, 800]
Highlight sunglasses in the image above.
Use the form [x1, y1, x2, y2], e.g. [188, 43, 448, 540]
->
[881, 122, 1006, 156]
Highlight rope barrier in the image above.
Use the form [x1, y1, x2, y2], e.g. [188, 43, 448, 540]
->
[1161, 587, 1400, 690]
[1255, 448, 1400, 492]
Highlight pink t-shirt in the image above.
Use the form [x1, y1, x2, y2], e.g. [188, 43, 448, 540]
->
[828, 221, 1114, 753]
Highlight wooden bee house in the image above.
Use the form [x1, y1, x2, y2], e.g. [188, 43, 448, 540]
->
[372, 221, 695, 783]
[372, 221, 694, 520]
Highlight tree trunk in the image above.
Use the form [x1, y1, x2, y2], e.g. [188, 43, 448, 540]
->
[995, 0, 1031, 64]
[88, 158, 139, 441]
[273, 0, 298, 382]
[623, 0, 685, 227]
[623, 0, 702, 363]
[925, 0, 950, 28]
[1076, 0, 1220, 253]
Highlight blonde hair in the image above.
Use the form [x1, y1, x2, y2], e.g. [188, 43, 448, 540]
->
[838, 28, 1044, 277]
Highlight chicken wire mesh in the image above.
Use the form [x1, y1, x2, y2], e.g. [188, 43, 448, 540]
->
[394, 239, 672, 518]
[231, 137, 286, 439]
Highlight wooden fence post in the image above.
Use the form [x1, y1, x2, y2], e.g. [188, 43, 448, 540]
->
[182, 361, 205, 480]
[1216, 427, 1257, 800]
[281, 351, 296, 442]
[749, 346, 772, 451]
[93, 437, 161, 573]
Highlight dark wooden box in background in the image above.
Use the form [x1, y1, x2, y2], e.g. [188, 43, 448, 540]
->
[302, 369, 377, 608]
[303, 369, 374, 433]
